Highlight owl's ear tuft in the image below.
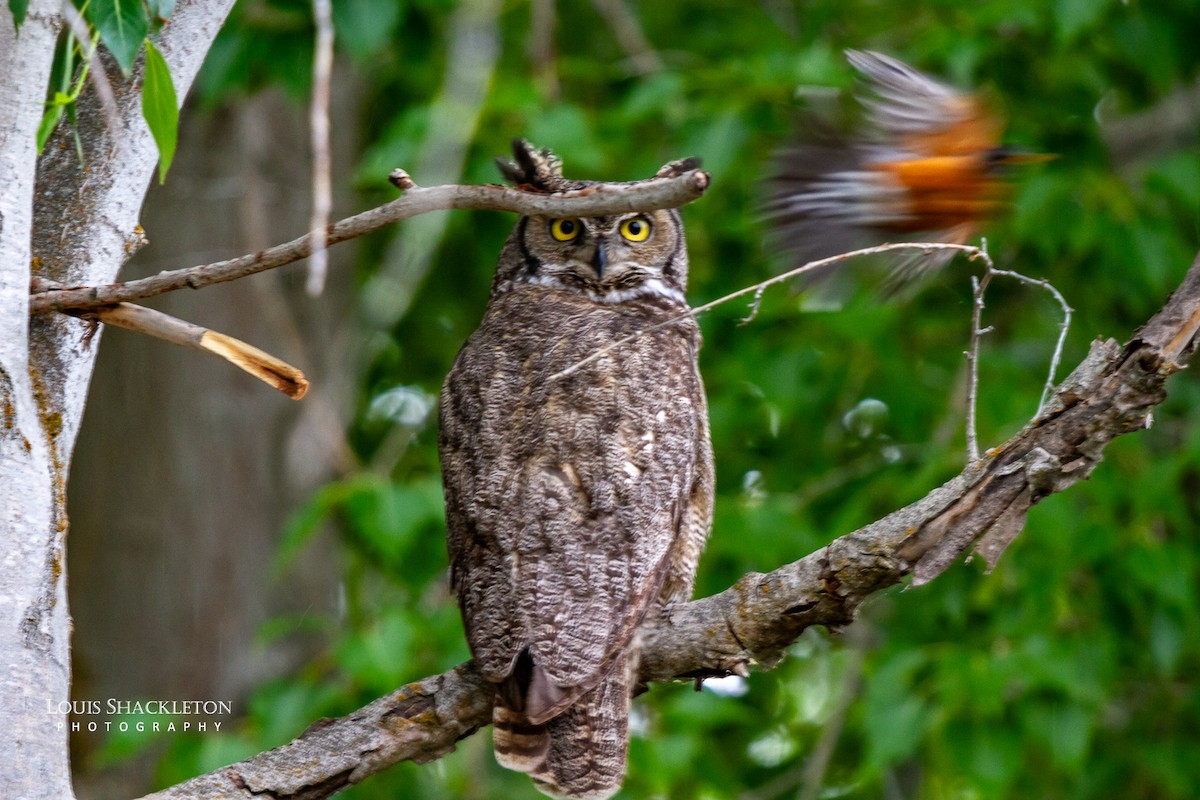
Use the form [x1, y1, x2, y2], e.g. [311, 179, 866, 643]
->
[496, 139, 569, 192]
[655, 157, 703, 178]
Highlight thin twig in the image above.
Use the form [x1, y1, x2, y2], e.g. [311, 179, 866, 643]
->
[740, 285, 767, 325]
[546, 239, 1071, 469]
[28, 169, 710, 313]
[966, 269, 992, 462]
[550, 242, 984, 381]
[306, 0, 335, 296]
[962, 241, 1074, 461]
[964, 239, 997, 463]
[987, 267, 1073, 409]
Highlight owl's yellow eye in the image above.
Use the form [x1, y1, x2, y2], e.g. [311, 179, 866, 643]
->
[619, 216, 652, 242]
[549, 218, 581, 242]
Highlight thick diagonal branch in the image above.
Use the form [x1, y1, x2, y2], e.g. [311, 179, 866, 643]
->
[140, 251, 1200, 800]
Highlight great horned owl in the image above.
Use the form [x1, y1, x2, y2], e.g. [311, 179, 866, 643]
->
[439, 141, 714, 799]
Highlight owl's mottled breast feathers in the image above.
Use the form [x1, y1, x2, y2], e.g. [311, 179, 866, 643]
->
[440, 285, 710, 719]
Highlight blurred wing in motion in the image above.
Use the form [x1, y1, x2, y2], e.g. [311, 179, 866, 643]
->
[765, 50, 1045, 295]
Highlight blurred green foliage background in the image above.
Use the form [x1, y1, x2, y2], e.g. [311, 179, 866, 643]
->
[107, 0, 1200, 797]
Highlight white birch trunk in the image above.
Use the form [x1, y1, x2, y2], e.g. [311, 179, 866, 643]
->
[0, 0, 235, 794]
[1, 4, 73, 797]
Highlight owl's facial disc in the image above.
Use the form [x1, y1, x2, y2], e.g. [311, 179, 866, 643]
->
[550, 214, 653, 282]
[517, 210, 686, 304]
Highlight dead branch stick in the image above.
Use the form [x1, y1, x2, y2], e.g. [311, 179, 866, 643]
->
[139, 250, 1200, 800]
[992, 266, 1073, 408]
[75, 303, 309, 399]
[28, 168, 710, 314]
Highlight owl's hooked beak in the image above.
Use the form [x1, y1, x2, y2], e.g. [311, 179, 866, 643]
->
[592, 240, 608, 279]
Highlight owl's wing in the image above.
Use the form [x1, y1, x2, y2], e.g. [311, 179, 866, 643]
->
[519, 337, 703, 710]
[440, 292, 706, 725]
[440, 354, 526, 684]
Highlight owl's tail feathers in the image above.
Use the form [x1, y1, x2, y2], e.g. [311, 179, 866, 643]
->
[528, 657, 631, 800]
[493, 703, 551, 773]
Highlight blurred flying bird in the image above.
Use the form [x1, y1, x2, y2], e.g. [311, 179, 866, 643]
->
[765, 49, 1050, 294]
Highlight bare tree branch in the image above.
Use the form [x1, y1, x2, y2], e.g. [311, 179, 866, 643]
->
[140, 664, 495, 800]
[141, 251, 1200, 800]
[28, 168, 710, 314]
[552, 241, 1067, 396]
[553, 242, 987, 381]
[29, 276, 309, 398]
[75, 303, 309, 399]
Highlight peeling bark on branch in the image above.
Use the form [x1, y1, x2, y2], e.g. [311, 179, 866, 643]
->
[142, 251, 1200, 800]
[142, 665, 495, 800]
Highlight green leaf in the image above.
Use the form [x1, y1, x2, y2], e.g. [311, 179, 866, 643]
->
[86, 0, 149, 73]
[8, 0, 28, 29]
[142, 39, 178, 183]
[36, 104, 66, 152]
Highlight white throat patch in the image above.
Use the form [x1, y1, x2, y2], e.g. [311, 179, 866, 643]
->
[591, 278, 686, 305]
[524, 274, 685, 306]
